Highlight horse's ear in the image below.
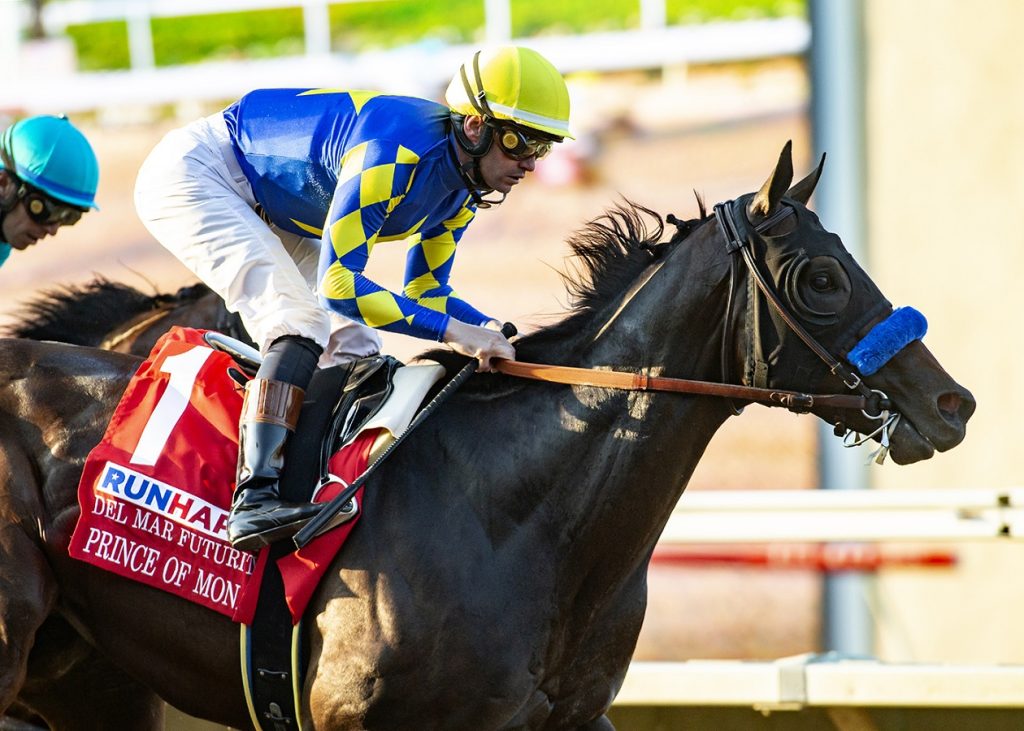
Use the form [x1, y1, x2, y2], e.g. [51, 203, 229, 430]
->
[748, 141, 794, 219]
[786, 152, 826, 205]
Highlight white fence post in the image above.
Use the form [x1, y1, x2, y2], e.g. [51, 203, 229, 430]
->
[0, 0, 21, 84]
[127, 1, 155, 70]
[302, 0, 330, 56]
[484, 0, 511, 44]
[640, 0, 666, 30]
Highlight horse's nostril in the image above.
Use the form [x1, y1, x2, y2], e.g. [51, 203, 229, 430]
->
[938, 392, 962, 417]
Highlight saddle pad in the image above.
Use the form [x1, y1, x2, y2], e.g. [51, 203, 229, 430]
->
[68, 327, 375, 623]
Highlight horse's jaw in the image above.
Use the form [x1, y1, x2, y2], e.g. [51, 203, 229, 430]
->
[887, 419, 939, 465]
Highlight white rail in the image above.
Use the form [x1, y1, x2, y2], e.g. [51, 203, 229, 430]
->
[33, 0, 678, 69]
[662, 488, 1024, 544]
[615, 655, 1024, 709]
[0, 0, 810, 115]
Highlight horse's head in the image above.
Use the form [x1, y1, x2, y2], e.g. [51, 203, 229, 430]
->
[714, 142, 974, 464]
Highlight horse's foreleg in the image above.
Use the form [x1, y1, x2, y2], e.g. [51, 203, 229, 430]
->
[0, 525, 57, 712]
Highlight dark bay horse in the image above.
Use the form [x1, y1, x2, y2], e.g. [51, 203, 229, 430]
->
[0, 144, 974, 730]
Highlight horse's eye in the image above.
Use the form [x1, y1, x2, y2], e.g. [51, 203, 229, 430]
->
[784, 255, 852, 324]
[811, 272, 833, 292]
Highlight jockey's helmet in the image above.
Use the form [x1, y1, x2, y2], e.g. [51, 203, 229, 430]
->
[446, 45, 573, 155]
[0, 115, 99, 210]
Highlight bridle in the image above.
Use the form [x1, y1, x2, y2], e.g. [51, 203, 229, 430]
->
[712, 195, 888, 412]
[495, 196, 907, 457]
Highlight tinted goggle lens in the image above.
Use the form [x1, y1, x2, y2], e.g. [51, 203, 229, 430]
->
[495, 125, 553, 160]
[20, 187, 84, 226]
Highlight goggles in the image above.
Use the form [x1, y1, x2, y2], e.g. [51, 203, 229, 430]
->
[488, 121, 554, 161]
[17, 183, 85, 226]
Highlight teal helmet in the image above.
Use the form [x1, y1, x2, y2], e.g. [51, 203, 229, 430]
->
[0, 115, 99, 210]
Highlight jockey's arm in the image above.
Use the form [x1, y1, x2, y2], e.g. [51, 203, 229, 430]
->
[401, 204, 491, 326]
[317, 140, 455, 341]
[316, 138, 513, 367]
[405, 210, 514, 369]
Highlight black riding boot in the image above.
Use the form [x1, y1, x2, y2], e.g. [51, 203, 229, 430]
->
[228, 336, 322, 551]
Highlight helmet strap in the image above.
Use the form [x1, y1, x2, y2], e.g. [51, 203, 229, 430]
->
[451, 113, 493, 157]
[456, 158, 505, 209]
[461, 51, 495, 119]
[449, 117, 506, 208]
[0, 170, 21, 243]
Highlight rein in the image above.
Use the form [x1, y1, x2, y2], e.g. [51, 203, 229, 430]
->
[495, 198, 893, 418]
[494, 360, 873, 414]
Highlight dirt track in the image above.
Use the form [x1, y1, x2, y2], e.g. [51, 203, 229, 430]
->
[0, 63, 823, 660]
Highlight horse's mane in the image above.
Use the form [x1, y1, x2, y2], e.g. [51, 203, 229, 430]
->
[3, 277, 212, 346]
[422, 196, 708, 374]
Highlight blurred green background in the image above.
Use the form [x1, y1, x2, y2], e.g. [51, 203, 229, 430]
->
[63, 0, 804, 71]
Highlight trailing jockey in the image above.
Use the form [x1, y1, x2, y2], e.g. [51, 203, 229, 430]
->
[0, 115, 99, 267]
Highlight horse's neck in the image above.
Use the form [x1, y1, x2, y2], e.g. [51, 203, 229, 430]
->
[455, 241, 734, 582]
[566, 307, 729, 555]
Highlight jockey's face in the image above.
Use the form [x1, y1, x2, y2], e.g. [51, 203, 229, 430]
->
[462, 116, 538, 195]
[0, 171, 71, 250]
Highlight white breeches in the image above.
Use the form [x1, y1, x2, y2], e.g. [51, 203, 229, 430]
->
[133, 112, 381, 366]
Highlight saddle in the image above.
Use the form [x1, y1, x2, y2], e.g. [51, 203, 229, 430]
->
[281, 354, 400, 509]
[206, 331, 404, 510]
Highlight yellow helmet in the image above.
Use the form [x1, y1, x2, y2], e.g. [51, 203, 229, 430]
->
[445, 46, 573, 140]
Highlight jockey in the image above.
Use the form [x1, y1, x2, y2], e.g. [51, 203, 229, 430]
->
[0, 115, 99, 267]
[134, 45, 572, 551]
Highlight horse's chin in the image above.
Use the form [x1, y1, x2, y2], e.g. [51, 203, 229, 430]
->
[888, 419, 937, 465]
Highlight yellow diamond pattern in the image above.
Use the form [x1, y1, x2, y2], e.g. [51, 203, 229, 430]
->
[319, 261, 357, 299]
[357, 291, 404, 327]
[347, 91, 379, 113]
[395, 145, 420, 165]
[375, 215, 427, 244]
[404, 271, 441, 299]
[417, 295, 448, 313]
[289, 218, 324, 237]
[446, 204, 474, 229]
[296, 89, 379, 113]
[339, 143, 368, 186]
[421, 236, 456, 271]
[330, 210, 366, 258]
[360, 163, 396, 207]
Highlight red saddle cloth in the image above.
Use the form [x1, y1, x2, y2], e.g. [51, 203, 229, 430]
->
[68, 327, 371, 625]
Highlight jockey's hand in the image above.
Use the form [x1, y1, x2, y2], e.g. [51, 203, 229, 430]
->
[443, 318, 515, 372]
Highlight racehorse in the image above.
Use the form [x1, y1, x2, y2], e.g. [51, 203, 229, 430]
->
[0, 144, 974, 730]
